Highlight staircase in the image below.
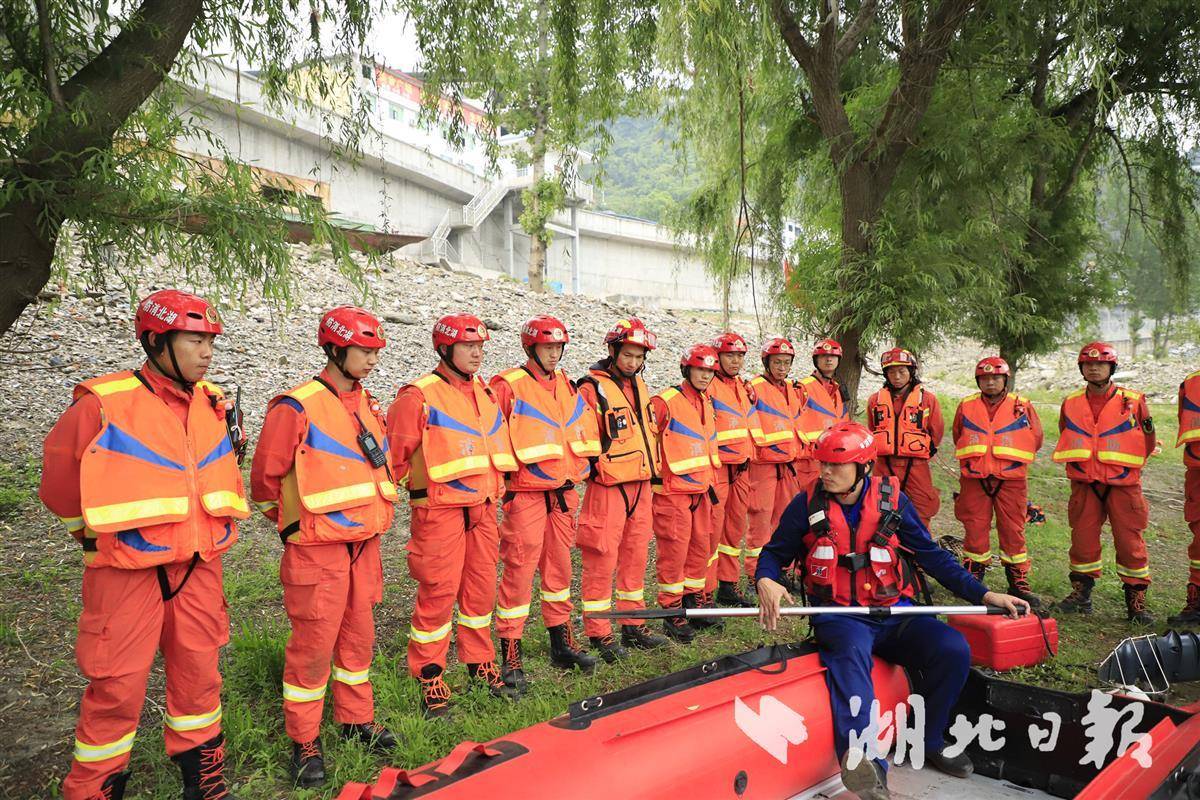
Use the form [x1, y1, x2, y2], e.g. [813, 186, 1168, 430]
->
[462, 180, 508, 229]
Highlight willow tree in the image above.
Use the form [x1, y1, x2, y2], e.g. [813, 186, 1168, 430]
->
[401, 0, 657, 292]
[0, 0, 385, 335]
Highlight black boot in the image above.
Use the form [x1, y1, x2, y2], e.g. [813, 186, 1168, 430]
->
[681, 592, 719, 630]
[1003, 564, 1041, 608]
[589, 632, 630, 663]
[499, 637, 527, 691]
[341, 722, 398, 753]
[1168, 583, 1200, 626]
[962, 557, 987, 583]
[716, 580, 754, 608]
[1124, 583, 1155, 626]
[1056, 573, 1095, 614]
[173, 733, 236, 799]
[467, 661, 523, 700]
[660, 601, 696, 644]
[88, 771, 131, 800]
[621, 623, 668, 650]
[839, 751, 889, 800]
[928, 748, 975, 778]
[417, 664, 452, 719]
[548, 624, 598, 673]
[289, 737, 325, 789]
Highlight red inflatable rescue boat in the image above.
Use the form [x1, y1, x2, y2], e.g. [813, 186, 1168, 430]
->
[338, 641, 1200, 799]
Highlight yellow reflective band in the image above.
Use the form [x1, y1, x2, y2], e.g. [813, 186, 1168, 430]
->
[992, 446, 1036, 462]
[963, 550, 992, 563]
[253, 500, 278, 512]
[745, 546, 764, 557]
[85, 496, 189, 528]
[717, 544, 741, 557]
[500, 370, 528, 385]
[582, 597, 612, 612]
[1116, 564, 1151, 579]
[955, 445, 989, 459]
[164, 704, 222, 732]
[302, 482, 376, 510]
[59, 515, 85, 533]
[290, 381, 324, 400]
[668, 454, 714, 473]
[496, 604, 531, 620]
[1053, 448, 1092, 462]
[570, 438, 602, 456]
[659, 581, 685, 593]
[540, 587, 570, 603]
[614, 588, 643, 602]
[707, 551, 719, 566]
[91, 377, 143, 396]
[757, 430, 794, 444]
[1070, 560, 1103, 573]
[515, 443, 564, 461]
[202, 490, 249, 514]
[457, 611, 493, 629]
[660, 387, 681, 403]
[1189, 560, 1200, 570]
[74, 730, 136, 763]
[492, 453, 518, 471]
[716, 428, 749, 441]
[332, 665, 370, 686]
[282, 681, 327, 703]
[1179, 429, 1200, 445]
[1098, 451, 1147, 467]
[999, 552, 1029, 565]
[408, 621, 452, 644]
[798, 430, 824, 442]
[428, 455, 490, 481]
[683, 577, 707, 589]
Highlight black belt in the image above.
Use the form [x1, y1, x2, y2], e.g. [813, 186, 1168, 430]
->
[156, 552, 200, 602]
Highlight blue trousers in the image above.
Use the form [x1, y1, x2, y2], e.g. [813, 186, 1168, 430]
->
[813, 613, 971, 771]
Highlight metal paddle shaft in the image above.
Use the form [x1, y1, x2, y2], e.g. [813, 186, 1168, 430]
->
[584, 604, 1023, 620]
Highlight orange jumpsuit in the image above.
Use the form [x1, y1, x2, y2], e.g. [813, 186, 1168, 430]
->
[489, 363, 597, 637]
[868, 384, 944, 526]
[576, 362, 658, 638]
[952, 392, 1044, 573]
[387, 365, 515, 675]
[250, 368, 394, 743]
[745, 375, 806, 579]
[794, 372, 849, 486]
[650, 383, 720, 607]
[1054, 384, 1156, 586]
[41, 365, 245, 800]
[1179, 371, 1200, 583]
[708, 372, 755, 586]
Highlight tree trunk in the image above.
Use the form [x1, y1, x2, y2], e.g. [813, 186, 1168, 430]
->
[0, 199, 59, 334]
[721, 272, 731, 331]
[528, 130, 546, 293]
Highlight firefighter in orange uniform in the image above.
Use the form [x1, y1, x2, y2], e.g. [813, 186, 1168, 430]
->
[745, 337, 806, 580]
[650, 344, 724, 643]
[575, 318, 668, 662]
[490, 315, 600, 689]
[1172, 368, 1200, 625]
[866, 348, 944, 527]
[794, 338, 851, 484]
[952, 357, 1044, 607]
[1054, 342, 1157, 624]
[40, 290, 247, 800]
[249, 306, 398, 787]
[386, 314, 520, 717]
[708, 332, 758, 607]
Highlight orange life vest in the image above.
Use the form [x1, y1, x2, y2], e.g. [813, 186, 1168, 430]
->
[404, 372, 517, 507]
[801, 476, 918, 606]
[1178, 370, 1200, 468]
[748, 376, 805, 463]
[576, 368, 659, 486]
[868, 386, 933, 459]
[953, 393, 1039, 480]
[708, 373, 756, 466]
[74, 370, 249, 569]
[1053, 385, 1149, 485]
[796, 374, 848, 449]
[270, 378, 397, 544]
[495, 366, 600, 491]
[654, 385, 721, 494]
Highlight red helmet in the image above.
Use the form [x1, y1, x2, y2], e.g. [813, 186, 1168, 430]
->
[712, 332, 748, 354]
[813, 421, 877, 464]
[681, 343, 719, 371]
[1078, 342, 1118, 365]
[433, 313, 490, 349]
[135, 290, 223, 339]
[813, 338, 843, 358]
[975, 356, 1010, 378]
[604, 318, 657, 351]
[520, 315, 569, 348]
[761, 337, 796, 360]
[318, 306, 387, 349]
[881, 348, 917, 369]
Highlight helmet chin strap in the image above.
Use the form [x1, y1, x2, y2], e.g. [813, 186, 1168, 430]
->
[147, 333, 193, 393]
[439, 345, 472, 381]
[608, 344, 642, 378]
[527, 344, 557, 377]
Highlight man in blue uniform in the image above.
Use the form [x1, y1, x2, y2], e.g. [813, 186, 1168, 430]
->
[756, 421, 1029, 800]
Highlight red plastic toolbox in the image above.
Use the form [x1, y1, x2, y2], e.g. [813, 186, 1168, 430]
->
[947, 613, 1058, 671]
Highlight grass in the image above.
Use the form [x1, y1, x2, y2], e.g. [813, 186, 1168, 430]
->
[3, 391, 1198, 798]
[0, 457, 39, 521]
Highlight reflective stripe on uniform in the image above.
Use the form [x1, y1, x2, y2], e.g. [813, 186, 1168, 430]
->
[659, 581, 685, 594]
[253, 500, 278, 513]
[1052, 448, 1092, 462]
[496, 604, 531, 620]
[332, 665, 370, 686]
[408, 620, 452, 644]
[282, 681, 327, 703]
[540, 587, 570, 603]
[707, 550, 719, 566]
[164, 704, 222, 732]
[1000, 552, 1029, 565]
[1098, 451, 1147, 467]
[992, 446, 1037, 461]
[301, 482, 376, 509]
[582, 597, 612, 612]
[683, 577, 706, 589]
[91, 377, 143, 396]
[615, 588, 643, 602]
[74, 730, 136, 763]
[1070, 560, 1103, 573]
[514, 443, 564, 462]
[85, 496, 189, 528]
[59, 515, 85, 533]
[744, 546, 763, 557]
[717, 543, 741, 557]
[1116, 563, 1151, 579]
[1190, 560, 1200, 571]
[201, 490, 249, 514]
[963, 550, 992, 563]
[716, 428, 749, 442]
[954, 444, 989, 458]
[427, 455, 491, 481]
[457, 611, 493, 629]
